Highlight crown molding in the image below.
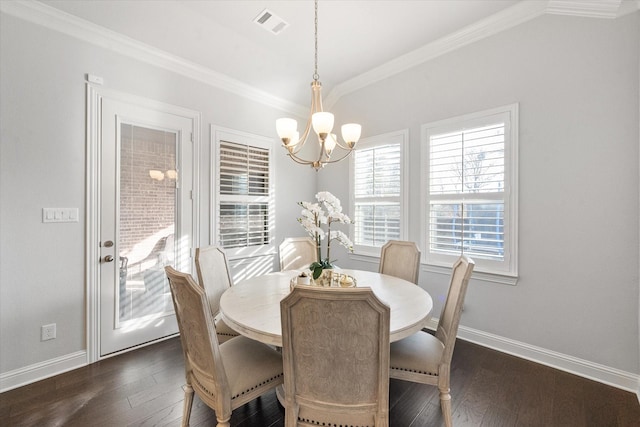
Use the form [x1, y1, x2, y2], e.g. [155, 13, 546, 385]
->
[324, 0, 639, 107]
[0, 0, 308, 117]
[545, 0, 635, 19]
[323, 0, 547, 108]
[2, 1, 636, 112]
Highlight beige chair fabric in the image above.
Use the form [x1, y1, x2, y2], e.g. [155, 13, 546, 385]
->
[389, 255, 475, 427]
[281, 286, 390, 427]
[279, 237, 317, 271]
[194, 246, 239, 343]
[165, 266, 284, 427]
[378, 240, 421, 284]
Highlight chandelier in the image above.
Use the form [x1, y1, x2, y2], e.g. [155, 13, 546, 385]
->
[276, 0, 361, 170]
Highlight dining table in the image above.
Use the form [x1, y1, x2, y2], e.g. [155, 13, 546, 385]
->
[219, 268, 434, 347]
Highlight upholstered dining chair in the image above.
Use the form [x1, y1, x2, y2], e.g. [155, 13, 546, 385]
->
[378, 240, 421, 284]
[279, 237, 317, 271]
[389, 255, 474, 427]
[194, 246, 239, 343]
[280, 286, 390, 427]
[165, 266, 284, 427]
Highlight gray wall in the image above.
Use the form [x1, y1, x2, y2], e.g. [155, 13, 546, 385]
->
[0, 12, 315, 374]
[322, 12, 640, 374]
[1, 6, 638, 390]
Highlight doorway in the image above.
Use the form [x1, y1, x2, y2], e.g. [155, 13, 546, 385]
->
[87, 85, 200, 359]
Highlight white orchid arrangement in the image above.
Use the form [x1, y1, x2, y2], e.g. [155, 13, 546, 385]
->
[298, 191, 354, 279]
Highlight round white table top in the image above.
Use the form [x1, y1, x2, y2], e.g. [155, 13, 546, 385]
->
[219, 269, 433, 347]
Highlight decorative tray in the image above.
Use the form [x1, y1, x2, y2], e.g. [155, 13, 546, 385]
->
[290, 270, 357, 290]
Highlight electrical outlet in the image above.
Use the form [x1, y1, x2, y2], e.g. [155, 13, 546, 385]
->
[41, 323, 56, 341]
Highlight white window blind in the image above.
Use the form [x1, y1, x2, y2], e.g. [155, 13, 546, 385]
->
[218, 202, 269, 249]
[219, 141, 269, 196]
[423, 105, 518, 277]
[213, 128, 274, 257]
[350, 130, 407, 256]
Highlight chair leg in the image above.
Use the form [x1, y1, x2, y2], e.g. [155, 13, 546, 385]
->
[216, 417, 231, 427]
[181, 384, 194, 427]
[284, 403, 298, 427]
[439, 387, 453, 427]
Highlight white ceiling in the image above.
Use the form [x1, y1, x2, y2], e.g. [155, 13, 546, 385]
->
[38, 0, 521, 104]
[35, 0, 637, 109]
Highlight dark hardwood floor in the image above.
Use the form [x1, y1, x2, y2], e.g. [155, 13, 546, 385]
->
[1, 336, 639, 426]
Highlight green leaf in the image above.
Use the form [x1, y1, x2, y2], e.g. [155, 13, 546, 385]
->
[309, 261, 322, 270]
[312, 266, 324, 280]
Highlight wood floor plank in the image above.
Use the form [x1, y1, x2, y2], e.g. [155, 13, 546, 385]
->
[551, 370, 588, 427]
[409, 401, 444, 426]
[388, 381, 432, 426]
[2, 337, 639, 427]
[451, 399, 489, 426]
[111, 386, 185, 426]
[481, 403, 519, 427]
[513, 363, 555, 426]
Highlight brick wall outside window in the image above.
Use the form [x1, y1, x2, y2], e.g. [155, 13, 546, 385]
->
[119, 125, 176, 258]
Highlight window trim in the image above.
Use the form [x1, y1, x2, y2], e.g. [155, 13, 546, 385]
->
[349, 129, 409, 257]
[211, 125, 275, 260]
[421, 104, 519, 280]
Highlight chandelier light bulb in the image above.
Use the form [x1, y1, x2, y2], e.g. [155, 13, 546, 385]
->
[276, 118, 298, 145]
[312, 112, 334, 137]
[325, 133, 337, 156]
[341, 123, 362, 147]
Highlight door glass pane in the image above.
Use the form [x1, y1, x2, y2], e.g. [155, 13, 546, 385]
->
[118, 124, 177, 323]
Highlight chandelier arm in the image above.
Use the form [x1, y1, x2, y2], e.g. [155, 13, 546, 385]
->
[287, 120, 313, 156]
[286, 81, 319, 156]
[316, 149, 354, 166]
[332, 138, 356, 151]
[317, 138, 328, 163]
[287, 150, 326, 171]
[287, 152, 316, 165]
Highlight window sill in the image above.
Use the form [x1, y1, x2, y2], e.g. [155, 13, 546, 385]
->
[349, 252, 381, 265]
[225, 247, 276, 261]
[349, 252, 518, 285]
[421, 263, 518, 286]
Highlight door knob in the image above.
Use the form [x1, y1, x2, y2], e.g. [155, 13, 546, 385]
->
[103, 255, 114, 263]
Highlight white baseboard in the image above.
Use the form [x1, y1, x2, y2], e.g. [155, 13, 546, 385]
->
[0, 351, 87, 393]
[425, 318, 640, 394]
[3, 327, 639, 401]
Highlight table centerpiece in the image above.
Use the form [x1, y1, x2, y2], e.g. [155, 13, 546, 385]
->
[298, 191, 354, 286]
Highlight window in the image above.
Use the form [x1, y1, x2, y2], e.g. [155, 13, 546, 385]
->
[350, 130, 408, 256]
[212, 126, 274, 259]
[422, 104, 518, 278]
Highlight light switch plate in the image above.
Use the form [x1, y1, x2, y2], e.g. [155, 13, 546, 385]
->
[42, 208, 79, 223]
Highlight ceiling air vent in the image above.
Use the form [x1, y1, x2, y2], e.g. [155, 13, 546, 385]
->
[253, 9, 289, 35]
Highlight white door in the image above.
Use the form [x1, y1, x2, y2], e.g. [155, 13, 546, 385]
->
[96, 91, 196, 356]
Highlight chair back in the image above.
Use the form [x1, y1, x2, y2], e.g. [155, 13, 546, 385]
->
[435, 255, 475, 365]
[194, 246, 233, 315]
[280, 286, 390, 427]
[378, 240, 421, 284]
[165, 267, 230, 402]
[279, 237, 317, 271]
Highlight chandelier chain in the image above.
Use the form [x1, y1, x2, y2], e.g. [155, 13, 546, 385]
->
[275, 0, 361, 170]
[313, 0, 319, 81]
